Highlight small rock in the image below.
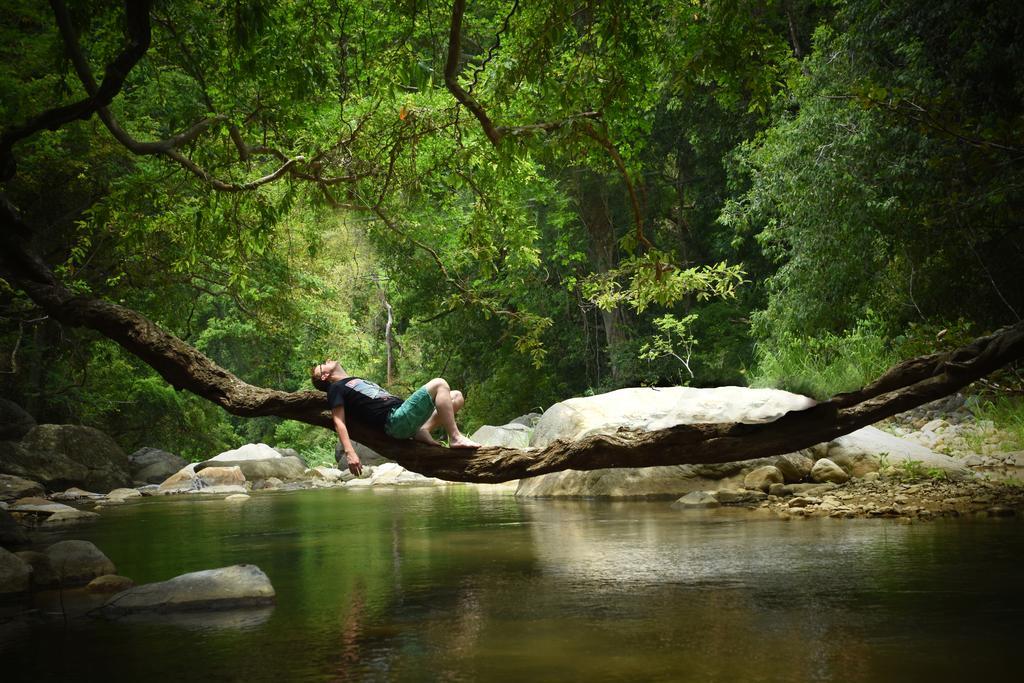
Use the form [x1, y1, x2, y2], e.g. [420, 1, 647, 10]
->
[106, 488, 142, 501]
[87, 574, 135, 593]
[743, 466, 784, 492]
[41, 508, 100, 528]
[861, 472, 880, 483]
[811, 458, 850, 484]
[51, 487, 104, 501]
[308, 466, 344, 482]
[774, 453, 815, 482]
[672, 491, 721, 509]
[715, 488, 767, 504]
[788, 497, 816, 508]
[768, 483, 791, 497]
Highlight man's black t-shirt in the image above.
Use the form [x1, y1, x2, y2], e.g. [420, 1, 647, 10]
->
[327, 377, 404, 429]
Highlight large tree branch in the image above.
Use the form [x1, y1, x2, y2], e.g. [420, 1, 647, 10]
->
[3, 197, 1022, 483]
[0, 0, 153, 181]
[445, 0, 504, 146]
[445, 0, 603, 147]
[49, 0, 307, 193]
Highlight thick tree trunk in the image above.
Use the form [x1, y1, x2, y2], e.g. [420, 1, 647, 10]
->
[3, 201, 1023, 483]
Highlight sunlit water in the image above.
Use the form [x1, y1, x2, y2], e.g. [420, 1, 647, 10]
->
[3, 487, 1022, 681]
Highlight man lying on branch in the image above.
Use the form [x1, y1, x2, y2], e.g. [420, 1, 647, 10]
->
[311, 361, 481, 475]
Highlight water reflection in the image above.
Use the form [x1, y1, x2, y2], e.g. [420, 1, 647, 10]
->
[3, 488, 1021, 682]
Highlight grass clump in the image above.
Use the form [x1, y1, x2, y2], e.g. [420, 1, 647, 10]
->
[969, 396, 1024, 451]
[749, 322, 899, 400]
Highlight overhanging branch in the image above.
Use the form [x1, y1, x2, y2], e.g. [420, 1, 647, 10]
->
[3, 195, 1022, 483]
[0, 0, 153, 181]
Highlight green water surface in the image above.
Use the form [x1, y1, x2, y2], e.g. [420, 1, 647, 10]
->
[3, 487, 1022, 682]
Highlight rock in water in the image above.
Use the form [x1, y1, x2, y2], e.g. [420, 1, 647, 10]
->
[0, 474, 44, 503]
[0, 547, 31, 595]
[102, 564, 275, 614]
[198, 457, 305, 483]
[672, 491, 721, 509]
[811, 459, 850, 484]
[43, 540, 116, 586]
[87, 575, 135, 593]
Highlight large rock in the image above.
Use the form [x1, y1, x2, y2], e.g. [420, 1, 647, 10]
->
[209, 443, 282, 462]
[128, 447, 188, 485]
[197, 457, 306, 483]
[337, 441, 390, 466]
[273, 447, 307, 466]
[158, 464, 200, 493]
[0, 439, 89, 492]
[17, 424, 131, 492]
[158, 464, 246, 494]
[516, 386, 972, 498]
[471, 423, 532, 448]
[823, 427, 971, 479]
[529, 386, 817, 449]
[0, 473, 44, 503]
[519, 387, 815, 498]
[44, 540, 116, 586]
[102, 564, 275, 614]
[0, 398, 35, 441]
[0, 547, 31, 594]
[509, 413, 542, 428]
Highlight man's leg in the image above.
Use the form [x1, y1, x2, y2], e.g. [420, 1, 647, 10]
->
[421, 390, 463, 434]
[423, 378, 479, 448]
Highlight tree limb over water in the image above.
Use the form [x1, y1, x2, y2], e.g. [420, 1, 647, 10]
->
[1, 202, 1022, 482]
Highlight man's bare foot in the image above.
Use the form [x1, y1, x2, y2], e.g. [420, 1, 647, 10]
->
[414, 428, 441, 446]
[448, 435, 481, 449]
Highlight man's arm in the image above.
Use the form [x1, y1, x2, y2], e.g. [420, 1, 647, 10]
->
[331, 405, 363, 476]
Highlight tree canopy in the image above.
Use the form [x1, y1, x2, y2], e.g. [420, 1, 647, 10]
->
[1, 0, 1021, 469]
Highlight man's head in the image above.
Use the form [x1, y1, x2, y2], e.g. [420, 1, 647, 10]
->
[311, 360, 344, 391]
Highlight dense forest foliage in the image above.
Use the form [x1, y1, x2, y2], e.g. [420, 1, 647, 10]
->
[1, 0, 1021, 462]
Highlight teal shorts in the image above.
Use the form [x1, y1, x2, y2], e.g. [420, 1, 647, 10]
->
[384, 387, 436, 439]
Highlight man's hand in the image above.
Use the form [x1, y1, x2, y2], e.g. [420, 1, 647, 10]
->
[345, 451, 363, 477]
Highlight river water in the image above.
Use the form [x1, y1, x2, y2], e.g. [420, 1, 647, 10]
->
[3, 487, 1022, 681]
